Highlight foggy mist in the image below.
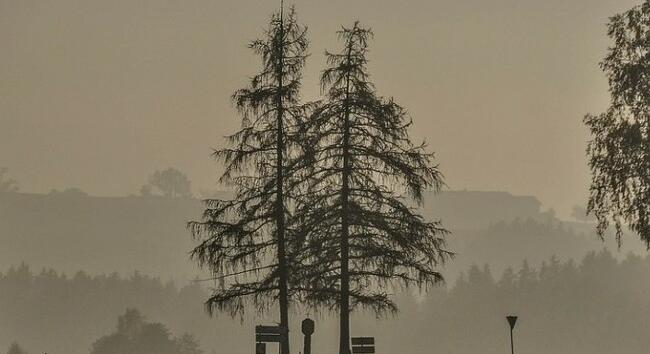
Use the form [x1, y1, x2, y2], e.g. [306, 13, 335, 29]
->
[1, 0, 641, 216]
[2, 1, 650, 354]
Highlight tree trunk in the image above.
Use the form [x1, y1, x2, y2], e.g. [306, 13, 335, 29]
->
[276, 6, 290, 354]
[339, 40, 353, 354]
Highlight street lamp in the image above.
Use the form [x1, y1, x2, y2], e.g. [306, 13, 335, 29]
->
[506, 315, 517, 354]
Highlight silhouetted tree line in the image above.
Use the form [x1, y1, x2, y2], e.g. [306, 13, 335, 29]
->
[410, 249, 650, 354]
[0, 265, 210, 354]
[4, 249, 650, 354]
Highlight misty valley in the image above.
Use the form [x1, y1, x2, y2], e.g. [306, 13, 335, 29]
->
[0, 190, 647, 354]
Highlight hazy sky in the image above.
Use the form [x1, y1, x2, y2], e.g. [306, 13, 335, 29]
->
[0, 0, 641, 217]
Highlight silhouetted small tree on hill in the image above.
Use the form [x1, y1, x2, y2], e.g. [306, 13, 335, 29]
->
[6, 342, 27, 354]
[0, 167, 18, 193]
[144, 168, 192, 198]
[90, 308, 202, 354]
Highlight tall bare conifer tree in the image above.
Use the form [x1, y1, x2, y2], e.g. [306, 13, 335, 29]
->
[189, 5, 308, 354]
[294, 22, 450, 354]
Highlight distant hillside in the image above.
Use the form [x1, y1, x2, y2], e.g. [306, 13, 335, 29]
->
[0, 190, 642, 281]
[421, 190, 543, 230]
[0, 190, 204, 281]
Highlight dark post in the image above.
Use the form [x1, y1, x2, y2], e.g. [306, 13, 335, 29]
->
[301, 318, 315, 354]
[506, 315, 518, 354]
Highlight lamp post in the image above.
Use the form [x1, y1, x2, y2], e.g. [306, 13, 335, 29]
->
[506, 315, 517, 354]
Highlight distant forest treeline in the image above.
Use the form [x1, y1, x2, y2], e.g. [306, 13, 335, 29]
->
[3, 250, 650, 354]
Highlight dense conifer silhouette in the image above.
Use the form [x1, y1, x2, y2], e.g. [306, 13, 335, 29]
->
[188, 5, 308, 354]
[585, 0, 650, 247]
[294, 22, 450, 354]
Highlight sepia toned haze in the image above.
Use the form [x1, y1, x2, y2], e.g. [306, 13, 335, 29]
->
[4, 2, 650, 354]
[0, 0, 641, 217]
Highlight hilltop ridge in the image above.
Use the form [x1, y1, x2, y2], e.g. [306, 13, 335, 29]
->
[0, 189, 636, 281]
